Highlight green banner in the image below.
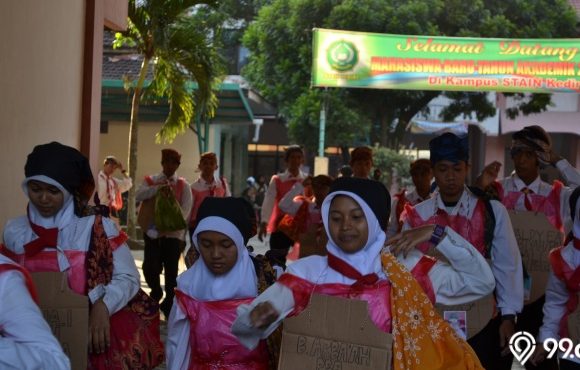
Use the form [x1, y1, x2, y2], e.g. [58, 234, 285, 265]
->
[312, 28, 580, 93]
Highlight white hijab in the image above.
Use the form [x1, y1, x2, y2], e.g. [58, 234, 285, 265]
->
[2, 175, 77, 270]
[21, 175, 76, 229]
[177, 216, 258, 301]
[287, 190, 387, 284]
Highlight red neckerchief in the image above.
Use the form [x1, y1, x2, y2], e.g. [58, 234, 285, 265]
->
[24, 209, 58, 257]
[327, 252, 378, 289]
[574, 237, 580, 251]
[522, 187, 534, 211]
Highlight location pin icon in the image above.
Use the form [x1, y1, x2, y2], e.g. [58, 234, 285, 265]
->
[509, 331, 537, 365]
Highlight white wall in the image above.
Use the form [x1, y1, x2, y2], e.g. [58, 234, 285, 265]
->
[99, 121, 201, 184]
[0, 0, 85, 232]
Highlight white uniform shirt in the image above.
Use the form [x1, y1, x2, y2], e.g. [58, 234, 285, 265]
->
[135, 172, 193, 241]
[499, 159, 580, 233]
[537, 242, 580, 365]
[231, 227, 496, 350]
[2, 215, 140, 315]
[278, 182, 320, 218]
[387, 188, 429, 238]
[97, 170, 132, 208]
[0, 256, 71, 370]
[260, 170, 308, 224]
[402, 187, 524, 317]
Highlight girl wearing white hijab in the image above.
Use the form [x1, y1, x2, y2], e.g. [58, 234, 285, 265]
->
[1, 142, 164, 370]
[167, 197, 279, 370]
[233, 177, 495, 370]
[531, 186, 580, 369]
[0, 253, 70, 369]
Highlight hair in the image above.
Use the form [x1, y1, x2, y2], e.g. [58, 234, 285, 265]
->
[103, 156, 119, 166]
[312, 174, 333, 189]
[349, 146, 373, 165]
[410, 158, 432, 175]
[338, 165, 353, 177]
[284, 145, 304, 161]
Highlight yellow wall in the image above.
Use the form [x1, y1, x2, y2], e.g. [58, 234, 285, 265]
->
[0, 0, 85, 232]
[99, 121, 201, 184]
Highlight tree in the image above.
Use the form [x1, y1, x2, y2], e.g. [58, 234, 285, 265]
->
[114, 0, 224, 239]
[243, 0, 578, 149]
[288, 89, 371, 153]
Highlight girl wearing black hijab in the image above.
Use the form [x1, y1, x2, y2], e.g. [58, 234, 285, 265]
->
[167, 197, 279, 369]
[1, 142, 164, 369]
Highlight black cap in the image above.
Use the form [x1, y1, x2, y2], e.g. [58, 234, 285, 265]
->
[429, 132, 469, 164]
[329, 177, 391, 230]
[196, 197, 255, 244]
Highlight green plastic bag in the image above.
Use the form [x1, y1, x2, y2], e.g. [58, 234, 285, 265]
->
[154, 185, 187, 232]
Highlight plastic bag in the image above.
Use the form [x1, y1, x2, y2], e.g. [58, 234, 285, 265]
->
[154, 185, 187, 232]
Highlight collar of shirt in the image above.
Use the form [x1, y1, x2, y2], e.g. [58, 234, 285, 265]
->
[99, 170, 110, 180]
[197, 176, 218, 186]
[511, 174, 542, 193]
[157, 173, 179, 184]
[434, 186, 474, 217]
[282, 169, 306, 180]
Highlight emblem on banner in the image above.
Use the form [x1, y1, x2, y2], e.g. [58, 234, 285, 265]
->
[326, 40, 358, 72]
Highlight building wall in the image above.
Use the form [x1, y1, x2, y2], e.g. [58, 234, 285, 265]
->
[0, 0, 85, 231]
[99, 121, 201, 184]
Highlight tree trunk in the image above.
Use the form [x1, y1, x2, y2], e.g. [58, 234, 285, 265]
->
[127, 57, 150, 240]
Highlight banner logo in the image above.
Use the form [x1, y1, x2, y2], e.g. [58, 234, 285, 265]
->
[326, 40, 358, 72]
[509, 331, 536, 365]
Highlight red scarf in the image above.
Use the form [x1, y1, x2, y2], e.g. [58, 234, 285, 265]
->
[574, 238, 580, 251]
[327, 252, 378, 289]
[24, 210, 58, 257]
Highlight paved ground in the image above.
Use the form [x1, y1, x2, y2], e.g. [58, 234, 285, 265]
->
[131, 235, 525, 370]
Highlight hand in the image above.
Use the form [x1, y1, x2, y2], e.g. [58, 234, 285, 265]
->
[89, 299, 110, 354]
[250, 301, 279, 329]
[159, 184, 173, 197]
[530, 346, 548, 366]
[499, 319, 516, 356]
[386, 224, 435, 257]
[476, 161, 501, 189]
[546, 149, 562, 165]
[258, 222, 268, 242]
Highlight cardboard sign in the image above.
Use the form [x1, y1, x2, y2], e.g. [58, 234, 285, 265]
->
[436, 294, 494, 339]
[567, 293, 580, 344]
[508, 211, 564, 303]
[278, 294, 392, 370]
[31, 272, 89, 370]
[137, 198, 155, 232]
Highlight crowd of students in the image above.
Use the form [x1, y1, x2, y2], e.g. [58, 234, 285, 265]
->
[1, 125, 579, 370]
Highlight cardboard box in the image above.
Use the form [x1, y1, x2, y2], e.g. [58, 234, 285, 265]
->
[31, 271, 89, 370]
[508, 211, 564, 303]
[278, 294, 392, 370]
[568, 293, 580, 344]
[436, 294, 494, 339]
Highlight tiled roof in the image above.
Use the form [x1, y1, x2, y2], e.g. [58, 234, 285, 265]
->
[102, 31, 153, 80]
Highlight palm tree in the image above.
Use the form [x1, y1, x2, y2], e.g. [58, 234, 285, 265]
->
[114, 0, 224, 239]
